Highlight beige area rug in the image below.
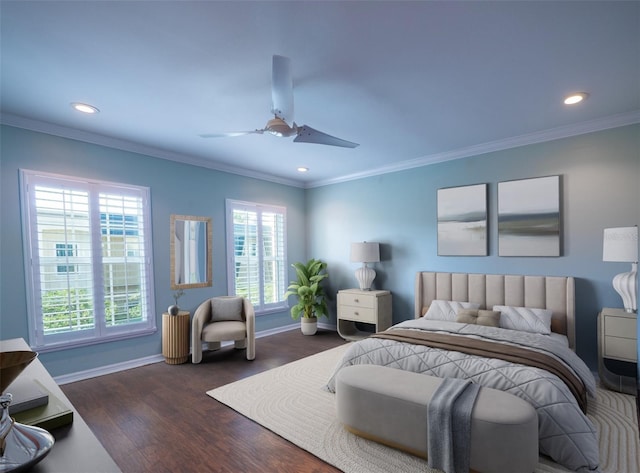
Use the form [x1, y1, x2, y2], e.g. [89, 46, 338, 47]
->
[208, 344, 639, 473]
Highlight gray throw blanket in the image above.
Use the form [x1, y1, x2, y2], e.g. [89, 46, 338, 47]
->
[427, 378, 480, 473]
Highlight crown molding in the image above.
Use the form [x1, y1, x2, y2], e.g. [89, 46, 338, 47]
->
[0, 113, 304, 188]
[3, 110, 638, 190]
[306, 110, 640, 188]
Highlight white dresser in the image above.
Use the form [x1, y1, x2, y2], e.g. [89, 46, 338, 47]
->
[337, 289, 392, 341]
[597, 307, 637, 394]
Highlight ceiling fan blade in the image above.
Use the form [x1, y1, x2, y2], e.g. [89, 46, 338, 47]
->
[271, 55, 294, 123]
[294, 125, 359, 148]
[199, 130, 263, 138]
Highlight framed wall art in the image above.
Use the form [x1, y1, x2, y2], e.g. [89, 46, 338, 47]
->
[437, 183, 487, 256]
[498, 175, 560, 257]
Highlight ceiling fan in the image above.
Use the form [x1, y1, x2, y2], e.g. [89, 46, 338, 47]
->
[200, 55, 359, 148]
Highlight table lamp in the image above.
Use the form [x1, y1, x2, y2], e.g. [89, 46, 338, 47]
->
[350, 242, 380, 291]
[603, 226, 638, 313]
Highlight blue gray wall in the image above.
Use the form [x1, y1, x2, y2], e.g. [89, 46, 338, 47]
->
[0, 125, 306, 376]
[307, 124, 640, 369]
[1, 124, 638, 375]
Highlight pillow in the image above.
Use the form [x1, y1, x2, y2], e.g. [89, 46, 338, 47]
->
[424, 300, 480, 322]
[477, 310, 501, 327]
[210, 297, 244, 322]
[456, 309, 478, 324]
[492, 305, 552, 335]
[456, 309, 500, 327]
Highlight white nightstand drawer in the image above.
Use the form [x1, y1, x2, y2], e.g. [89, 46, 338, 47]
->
[338, 292, 376, 309]
[604, 335, 638, 362]
[604, 315, 637, 339]
[337, 289, 392, 341]
[338, 305, 377, 323]
[598, 308, 637, 394]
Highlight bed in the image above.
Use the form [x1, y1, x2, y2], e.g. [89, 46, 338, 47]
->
[327, 271, 599, 473]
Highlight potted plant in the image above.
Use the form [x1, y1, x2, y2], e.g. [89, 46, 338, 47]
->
[284, 258, 329, 335]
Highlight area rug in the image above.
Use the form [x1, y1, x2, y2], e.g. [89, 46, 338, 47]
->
[207, 344, 639, 473]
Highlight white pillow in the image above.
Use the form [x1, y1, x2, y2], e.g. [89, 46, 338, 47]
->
[492, 305, 552, 335]
[425, 300, 480, 322]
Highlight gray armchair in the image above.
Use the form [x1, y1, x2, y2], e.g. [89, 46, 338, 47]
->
[191, 296, 255, 363]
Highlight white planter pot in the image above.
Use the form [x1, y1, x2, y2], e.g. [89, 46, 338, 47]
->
[301, 317, 318, 335]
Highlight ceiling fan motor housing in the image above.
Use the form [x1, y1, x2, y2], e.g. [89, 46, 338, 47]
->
[265, 117, 296, 137]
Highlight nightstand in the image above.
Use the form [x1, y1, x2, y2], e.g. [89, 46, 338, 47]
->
[162, 311, 190, 364]
[337, 289, 392, 341]
[597, 308, 637, 394]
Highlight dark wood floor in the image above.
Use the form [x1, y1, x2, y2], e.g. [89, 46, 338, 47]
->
[61, 329, 348, 473]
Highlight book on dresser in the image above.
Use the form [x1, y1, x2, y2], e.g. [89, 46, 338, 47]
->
[6, 377, 49, 415]
[12, 379, 74, 431]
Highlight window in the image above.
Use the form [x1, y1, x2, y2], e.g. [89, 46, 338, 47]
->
[20, 170, 156, 351]
[56, 243, 76, 273]
[226, 199, 287, 314]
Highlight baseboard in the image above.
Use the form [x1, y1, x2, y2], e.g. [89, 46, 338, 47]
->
[318, 321, 337, 331]
[55, 354, 165, 385]
[55, 322, 338, 385]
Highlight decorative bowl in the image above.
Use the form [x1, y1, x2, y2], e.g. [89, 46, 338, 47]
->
[0, 352, 37, 394]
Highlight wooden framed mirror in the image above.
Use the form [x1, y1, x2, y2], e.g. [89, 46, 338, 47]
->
[170, 214, 212, 290]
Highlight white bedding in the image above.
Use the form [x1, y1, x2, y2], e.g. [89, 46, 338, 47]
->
[327, 318, 600, 472]
[549, 331, 569, 347]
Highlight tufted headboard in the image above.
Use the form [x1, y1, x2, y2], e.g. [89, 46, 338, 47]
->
[414, 271, 576, 350]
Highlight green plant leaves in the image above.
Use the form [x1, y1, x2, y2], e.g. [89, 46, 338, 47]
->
[283, 258, 329, 319]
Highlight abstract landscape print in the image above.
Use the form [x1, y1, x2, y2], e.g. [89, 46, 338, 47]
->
[437, 183, 487, 256]
[498, 176, 560, 257]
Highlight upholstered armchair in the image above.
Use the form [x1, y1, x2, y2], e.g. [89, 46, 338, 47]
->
[191, 296, 255, 363]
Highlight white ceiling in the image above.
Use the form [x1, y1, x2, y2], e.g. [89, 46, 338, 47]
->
[2, 1, 639, 187]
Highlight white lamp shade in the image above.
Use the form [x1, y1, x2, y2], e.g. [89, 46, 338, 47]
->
[603, 226, 638, 313]
[603, 226, 638, 262]
[350, 242, 380, 263]
[350, 242, 380, 290]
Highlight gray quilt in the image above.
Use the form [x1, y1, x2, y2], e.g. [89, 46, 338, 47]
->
[326, 318, 600, 473]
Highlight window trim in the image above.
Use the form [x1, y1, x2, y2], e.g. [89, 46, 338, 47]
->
[20, 169, 157, 352]
[225, 199, 288, 315]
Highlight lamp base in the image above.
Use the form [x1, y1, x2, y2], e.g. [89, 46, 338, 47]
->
[612, 263, 637, 313]
[355, 265, 376, 291]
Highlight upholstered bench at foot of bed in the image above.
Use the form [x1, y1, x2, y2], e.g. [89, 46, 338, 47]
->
[335, 365, 538, 473]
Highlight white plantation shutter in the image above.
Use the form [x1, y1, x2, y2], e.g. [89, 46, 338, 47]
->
[261, 210, 286, 305]
[33, 184, 96, 336]
[21, 170, 156, 350]
[226, 200, 287, 313]
[232, 206, 260, 302]
[100, 193, 149, 327]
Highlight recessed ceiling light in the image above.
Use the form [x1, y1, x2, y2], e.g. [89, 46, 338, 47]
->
[297, 167, 309, 173]
[563, 92, 589, 105]
[71, 102, 100, 114]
